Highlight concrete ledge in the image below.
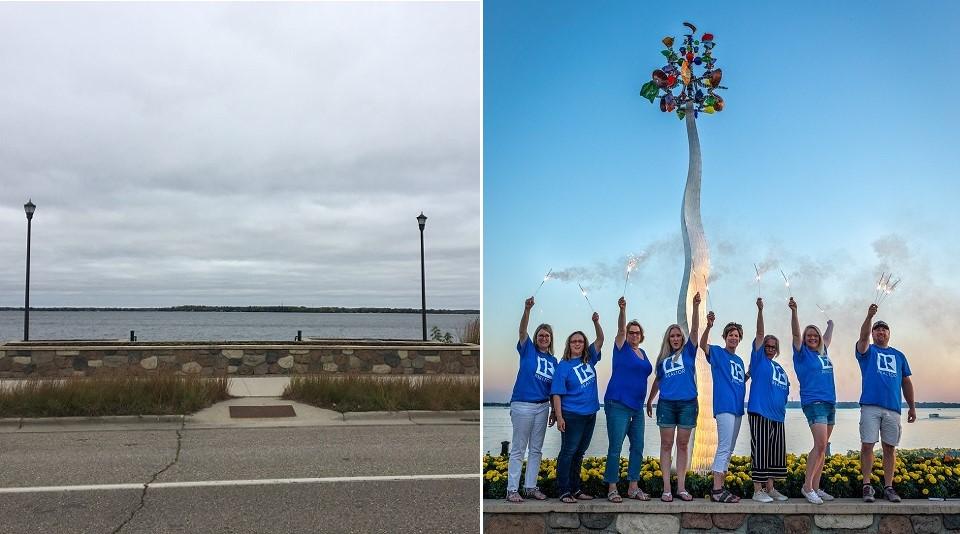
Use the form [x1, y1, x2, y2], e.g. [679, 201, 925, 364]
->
[484, 498, 960, 514]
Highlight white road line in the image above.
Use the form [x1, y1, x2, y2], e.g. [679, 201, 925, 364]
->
[0, 473, 480, 494]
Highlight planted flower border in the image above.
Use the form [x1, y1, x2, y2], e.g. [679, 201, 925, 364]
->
[483, 449, 960, 500]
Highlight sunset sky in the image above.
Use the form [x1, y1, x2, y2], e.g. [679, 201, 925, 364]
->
[484, 1, 960, 402]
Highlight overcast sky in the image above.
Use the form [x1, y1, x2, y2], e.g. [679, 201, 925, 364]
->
[0, 2, 480, 309]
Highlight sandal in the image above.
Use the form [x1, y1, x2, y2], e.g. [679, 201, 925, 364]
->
[627, 488, 650, 501]
[506, 491, 524, 503]
[573, 490, 594, 500]
[661, 492, 673, 502]
[677, 490, 694, 502]
[559, 493, 577, 504]
[710, 488, 740, 503]
[607, 490, 623, 503]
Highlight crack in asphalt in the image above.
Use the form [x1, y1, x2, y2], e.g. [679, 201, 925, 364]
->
[111, 417, 185, 534]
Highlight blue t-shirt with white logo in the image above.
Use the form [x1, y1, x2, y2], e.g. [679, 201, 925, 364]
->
[792, 344, 836, 406]
[706, 345, 746, 417]
[655, 338, 698, 402]
[604, 342, 653, 410]
[856, 343, 911, 413]
[747, 345, 790, 422]
[550, 344, 601, 415]
[509, 335, 558, 403]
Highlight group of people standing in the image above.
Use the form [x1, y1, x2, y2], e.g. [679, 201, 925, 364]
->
[505, 292, 916, 505]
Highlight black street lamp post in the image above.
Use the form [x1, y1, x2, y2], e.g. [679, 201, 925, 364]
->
[417, 212, 427, 341]
[23, 199, 36, 342]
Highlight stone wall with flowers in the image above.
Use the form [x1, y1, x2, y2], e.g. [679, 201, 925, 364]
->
[0, 341, 479, 378]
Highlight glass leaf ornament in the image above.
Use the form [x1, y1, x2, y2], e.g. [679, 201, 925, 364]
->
[681, 61, 692, 85]
[653, 69, 670, 88]
[662, 36, 674, 47]
[640, 80, 659, 102]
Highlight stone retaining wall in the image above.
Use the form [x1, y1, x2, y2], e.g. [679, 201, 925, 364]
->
[484, 500, 960, 533]
[0, 340, 479, 378]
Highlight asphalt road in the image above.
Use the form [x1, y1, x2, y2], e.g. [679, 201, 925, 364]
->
[0, 424, 480, 533]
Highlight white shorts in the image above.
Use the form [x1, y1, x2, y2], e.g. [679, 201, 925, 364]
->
[859, 405, 902, 446]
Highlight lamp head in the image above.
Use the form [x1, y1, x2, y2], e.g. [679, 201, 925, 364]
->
[416, 212, 427, 230]
[24, 199, 36, 220]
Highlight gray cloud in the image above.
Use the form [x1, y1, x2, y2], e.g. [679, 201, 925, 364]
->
[0, 3, 480, 308]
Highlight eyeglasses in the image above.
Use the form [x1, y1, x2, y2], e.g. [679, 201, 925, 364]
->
[764, 345, 778, 350]
[627, 330, 642, 335]
[569, 339, 585, 344]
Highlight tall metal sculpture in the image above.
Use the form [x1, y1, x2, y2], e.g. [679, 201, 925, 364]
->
[641, 22, 726, 472]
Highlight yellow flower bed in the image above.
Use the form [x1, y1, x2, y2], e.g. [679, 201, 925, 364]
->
[482, 448, 960, 500]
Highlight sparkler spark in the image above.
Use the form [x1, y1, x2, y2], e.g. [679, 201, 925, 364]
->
[578, 282, 595, 312]
[877, 277, 902, 305]
[533, 268, 553, 297]
[622, 256, 639, 296]
[816, 304, 831, 321]
[779, 268, 792, 299]
[754, 263, 761, 298]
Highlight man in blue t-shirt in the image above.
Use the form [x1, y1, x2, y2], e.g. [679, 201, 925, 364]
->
[855, 303, 916, 503]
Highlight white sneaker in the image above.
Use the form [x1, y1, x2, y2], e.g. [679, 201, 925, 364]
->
[767, 488, 789, 501]
[815, 489, 835, 501]
[752, 489, 774, 503]
[802, 488, 824, 505]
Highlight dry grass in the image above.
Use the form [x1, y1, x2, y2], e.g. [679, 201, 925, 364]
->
[459, 317, 480, 344]
[282, 374, 479, 412]
[0, 375, 230, 418]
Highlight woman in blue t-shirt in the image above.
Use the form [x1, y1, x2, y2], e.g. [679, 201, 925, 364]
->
[550, 312, 604, 503]
[505, 296, 559, 503]
[789, 297, 836, 505]
[746, 298, 790, 503]
[645, 291, 702, 502]
[602, 297, 653, 503]
[699, 310, 748, 503]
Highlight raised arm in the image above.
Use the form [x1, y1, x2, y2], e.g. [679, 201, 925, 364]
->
[615, 296, 627, 349]
[519, 297, 534, 345]
[789, 297, 801, 351]
[856, 304, 878, 355]
[754, 297, 765, 351]
[903, 376, 916, 423]
[690, 292, 701, 343]
[699, 311, 715, 354]
[823, 319, 835, 350]
[591, 312, 604, 352]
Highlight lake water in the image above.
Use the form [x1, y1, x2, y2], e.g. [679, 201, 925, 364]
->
[483, 406, 960, 458]
[0, 310, 478, 342]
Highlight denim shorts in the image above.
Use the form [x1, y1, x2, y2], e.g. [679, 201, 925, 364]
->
[656, 398, 698, 428]
[801, 401, 836, 426]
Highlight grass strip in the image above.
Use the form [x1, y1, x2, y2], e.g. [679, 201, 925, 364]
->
[283, 374, 479, 412]
[0, 375, 230, 417]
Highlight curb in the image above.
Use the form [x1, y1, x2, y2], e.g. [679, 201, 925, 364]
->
[0, 414, 184, 428]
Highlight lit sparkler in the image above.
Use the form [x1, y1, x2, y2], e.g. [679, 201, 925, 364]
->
[874, 272, 886, 303]
[816, 303, 831, 321]
[622, 256, 638, 296]
[533, 268, 553, 297]
[754, 263, 761, 298]
[779, 268, 792, 300]
[702, 273, 710, 310]
[578, 282, 595, 312]
[877, 277, 902, 305]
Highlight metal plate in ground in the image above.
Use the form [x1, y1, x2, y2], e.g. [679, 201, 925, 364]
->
[228, 405, 297, 418]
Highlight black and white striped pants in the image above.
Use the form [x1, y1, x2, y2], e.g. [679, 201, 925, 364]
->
[748, 412, 787, 483]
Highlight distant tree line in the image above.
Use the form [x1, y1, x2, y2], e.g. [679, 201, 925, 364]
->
[0, 305, 479, 314]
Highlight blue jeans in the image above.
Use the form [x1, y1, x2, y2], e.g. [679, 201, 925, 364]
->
[603, 400, 644, 483]
[556, 412, 596, 496]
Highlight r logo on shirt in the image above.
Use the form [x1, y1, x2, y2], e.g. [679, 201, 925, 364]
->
[729, 361, 745, 383]
[771, 364, 789, 388]
[573, 363, 596, 386]
[663, 355, 685, 375]
[536, 357, 555, 380]
[818, 354, 833, 371]
[876, 352, 897, 375]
